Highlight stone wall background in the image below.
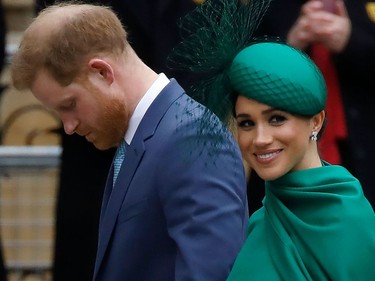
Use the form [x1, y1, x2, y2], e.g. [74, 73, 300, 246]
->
[1, 1, 60, 280]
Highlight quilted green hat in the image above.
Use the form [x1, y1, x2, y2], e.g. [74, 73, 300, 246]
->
[229, 42, 327, 116]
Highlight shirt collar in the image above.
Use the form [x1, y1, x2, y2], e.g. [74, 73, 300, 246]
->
[124, 73, 170, 144]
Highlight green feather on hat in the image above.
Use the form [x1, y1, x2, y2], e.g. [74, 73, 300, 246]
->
[168, 0, 327, 127]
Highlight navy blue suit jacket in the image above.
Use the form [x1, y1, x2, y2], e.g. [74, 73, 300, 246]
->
[93, 80, 248, 281]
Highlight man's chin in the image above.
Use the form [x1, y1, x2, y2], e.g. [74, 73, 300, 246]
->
[88, 139, 112, 151]
[85, 134, 120, 150]
[92, 142, 112, 151]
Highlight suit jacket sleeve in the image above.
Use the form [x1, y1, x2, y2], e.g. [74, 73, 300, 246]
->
[156, 114, 248, 280]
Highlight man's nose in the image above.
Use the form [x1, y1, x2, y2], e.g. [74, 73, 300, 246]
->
[62, 115, 78, 135]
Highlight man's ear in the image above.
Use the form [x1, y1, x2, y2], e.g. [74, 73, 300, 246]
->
[87, 58, 114, 85]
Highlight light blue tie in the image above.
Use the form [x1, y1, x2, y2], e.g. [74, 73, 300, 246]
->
[113, 140, 127, 186]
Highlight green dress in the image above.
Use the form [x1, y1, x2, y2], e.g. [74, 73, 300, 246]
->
[227, 163, 375, 280]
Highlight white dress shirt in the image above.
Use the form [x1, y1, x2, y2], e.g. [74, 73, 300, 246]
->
[123, 73, 170, 145]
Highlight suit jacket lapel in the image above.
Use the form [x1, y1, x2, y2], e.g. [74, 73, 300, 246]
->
[93, 79, 185, 279]
[94, 140, 145, 279]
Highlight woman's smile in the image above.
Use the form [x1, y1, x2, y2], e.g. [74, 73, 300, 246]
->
[254, 149, 282, 163]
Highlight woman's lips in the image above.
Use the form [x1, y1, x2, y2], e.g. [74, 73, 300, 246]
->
[254, 149, 282, 164]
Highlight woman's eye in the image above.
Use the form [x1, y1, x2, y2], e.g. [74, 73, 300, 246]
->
[269, 115, 286, 124]
[237, 119, 254, 128]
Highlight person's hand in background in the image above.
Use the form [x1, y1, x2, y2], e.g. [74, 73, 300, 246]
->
[287, 0, 351, 53]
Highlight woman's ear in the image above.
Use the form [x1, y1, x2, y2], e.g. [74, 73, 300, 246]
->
[312, 110, 326, 132]
[87, 58, 114, 85]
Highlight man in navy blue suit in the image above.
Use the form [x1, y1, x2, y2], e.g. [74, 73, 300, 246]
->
[11, 3, 248, 280]
[34, 1, 198, 280]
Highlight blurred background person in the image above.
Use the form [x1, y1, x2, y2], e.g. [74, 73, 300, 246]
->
[247, 0, 375, 214]
[35, 1, 197, 281]
[0, 1, 8, 280]
[0, 2, 5, 78]
[0, 0, 6, 95]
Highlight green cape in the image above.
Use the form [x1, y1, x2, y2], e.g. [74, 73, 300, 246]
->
[227, 163, 375, 280]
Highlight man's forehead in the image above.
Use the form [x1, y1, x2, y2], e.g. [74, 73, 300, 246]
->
[32, 70, 71, 106]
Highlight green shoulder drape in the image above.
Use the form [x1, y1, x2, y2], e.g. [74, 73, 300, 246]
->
[227, 163, 375, 281]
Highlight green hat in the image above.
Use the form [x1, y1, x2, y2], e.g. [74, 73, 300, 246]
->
[229, 42, 327, 116]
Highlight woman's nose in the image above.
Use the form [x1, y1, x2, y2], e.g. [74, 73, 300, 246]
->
[253, 126, 272, 146]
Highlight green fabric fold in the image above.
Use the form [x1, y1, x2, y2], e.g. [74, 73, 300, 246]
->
[228, 163, 375, 280]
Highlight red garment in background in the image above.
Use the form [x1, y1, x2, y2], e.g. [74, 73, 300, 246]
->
[310, 44, 348, 164]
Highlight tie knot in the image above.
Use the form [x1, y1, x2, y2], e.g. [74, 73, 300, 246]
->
[117, 140, 127, 156]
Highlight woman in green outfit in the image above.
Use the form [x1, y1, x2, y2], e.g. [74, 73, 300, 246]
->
[226, 41, 375, 281]
[169, 0, 375, 280]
